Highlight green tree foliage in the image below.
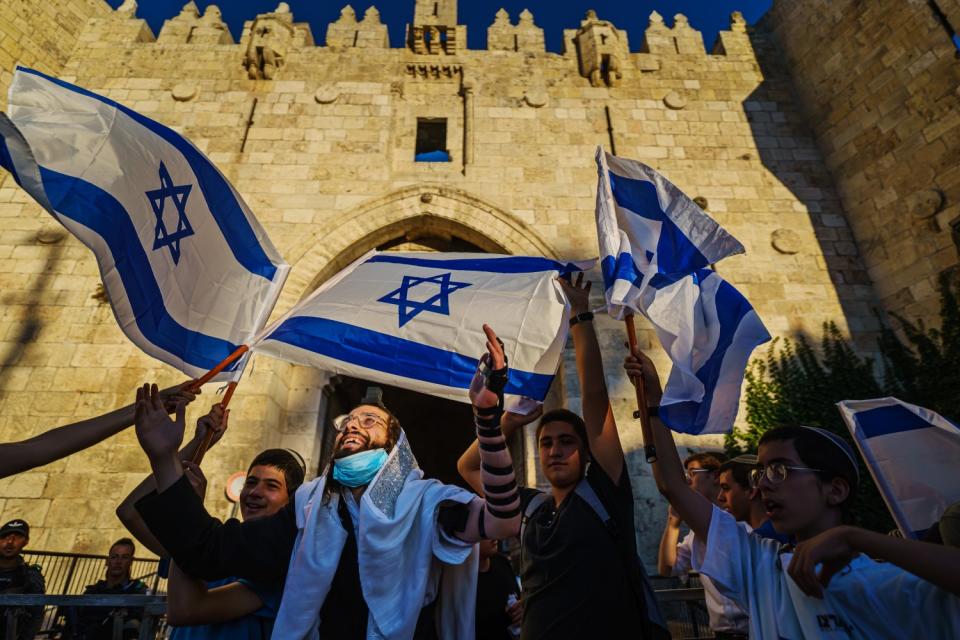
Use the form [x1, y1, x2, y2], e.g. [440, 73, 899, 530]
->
[726, 271, 960, 533]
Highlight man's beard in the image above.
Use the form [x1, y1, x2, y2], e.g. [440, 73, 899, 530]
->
[333, 431, 372, 459]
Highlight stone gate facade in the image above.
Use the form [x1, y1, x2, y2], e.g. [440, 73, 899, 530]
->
[0, 0, 957, 562]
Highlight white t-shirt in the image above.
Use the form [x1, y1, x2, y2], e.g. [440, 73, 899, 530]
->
[700, 505, 960, 639]
[675, 528, 750, 634]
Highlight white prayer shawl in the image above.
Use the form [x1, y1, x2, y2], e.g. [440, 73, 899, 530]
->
[272, 433, 478, 639]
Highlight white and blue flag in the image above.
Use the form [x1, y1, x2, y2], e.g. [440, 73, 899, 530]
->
[838, 397, 960, 539]
[0, 67, 289, 380]
[595, 148, 770, 434]
[254, 251, 590, 409]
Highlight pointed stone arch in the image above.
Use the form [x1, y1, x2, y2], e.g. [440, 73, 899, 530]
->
[277, 185, 557, 311]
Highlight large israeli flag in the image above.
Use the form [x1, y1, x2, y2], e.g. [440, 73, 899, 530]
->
[595, 148, 770, 434]
[838, 397, 960, 539]
[254, 252, 589, 408]
[0, 67, 289, 380]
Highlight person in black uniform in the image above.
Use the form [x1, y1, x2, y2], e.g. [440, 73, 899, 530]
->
[0, 519, 45, 640]
[458, 275, 668, 640]
[475, 538, 521, 639]
[72, 538, 148, 640]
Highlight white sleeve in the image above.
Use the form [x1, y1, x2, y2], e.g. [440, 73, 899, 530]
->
[699, 504, 780, 610]
[672, 531, 695, 576]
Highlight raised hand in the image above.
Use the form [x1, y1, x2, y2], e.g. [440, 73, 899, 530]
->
[501, 405, 544, 432]
[194, 403, 229, 450]
[556, 272, 592, 315]
[135, 383, 187, 462]
[623, 346, 664, 408]
[469, 324, 507, 410]
[182, 460, 208, 499]
[159, 381, 199, 414]
[787, 526, 857, 598]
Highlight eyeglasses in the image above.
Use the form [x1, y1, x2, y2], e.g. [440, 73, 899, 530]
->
[333, 412, 387, 432]
[684, 468, 716, 481]
[749, 462, 823, 487]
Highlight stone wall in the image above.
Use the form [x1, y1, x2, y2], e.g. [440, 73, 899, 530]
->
[0, 2, 882, 562]
[764, 0, 960, 325]
[0, 0, 111, 109]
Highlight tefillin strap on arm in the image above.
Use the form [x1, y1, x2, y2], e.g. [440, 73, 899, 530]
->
[474, 340, 521, 532]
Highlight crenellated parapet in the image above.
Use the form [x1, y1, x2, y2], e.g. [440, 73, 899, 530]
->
[640, 11, 707, 56]
[157, 2, 233, 45]
[327, 6, 389, 49]
[79, 0, 154, 45]
[487, 8, 545, 53]
[712, 12, 753, 56]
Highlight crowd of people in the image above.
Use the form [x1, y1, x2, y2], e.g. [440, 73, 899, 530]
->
[1, 275, 959, 638]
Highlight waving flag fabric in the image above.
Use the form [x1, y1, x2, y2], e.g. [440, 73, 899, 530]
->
[595, 148, 769, 434]
[254, 252, 590, 408]
[0, 67, 288, 380]
[838, 397, 960, 539]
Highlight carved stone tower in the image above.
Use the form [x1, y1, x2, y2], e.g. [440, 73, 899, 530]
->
[407, 0, 465, 55]
[572, 10, 628, 87]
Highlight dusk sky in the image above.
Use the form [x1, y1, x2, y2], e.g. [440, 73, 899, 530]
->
[106, 1, 774, 53]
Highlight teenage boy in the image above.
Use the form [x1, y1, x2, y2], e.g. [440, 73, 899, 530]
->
[626, 350, 960, 638]
[458, 276, 667, 639]
[716, 455, 790, 543]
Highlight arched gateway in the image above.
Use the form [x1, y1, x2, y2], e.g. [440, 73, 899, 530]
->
[265, 185, 561, 488]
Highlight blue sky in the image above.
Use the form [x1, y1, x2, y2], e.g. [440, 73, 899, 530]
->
[107, 1, 773, 53]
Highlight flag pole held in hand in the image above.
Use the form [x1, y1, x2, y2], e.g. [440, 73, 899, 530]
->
[625, 314, 657, 463]
[191, 382, 238, 465]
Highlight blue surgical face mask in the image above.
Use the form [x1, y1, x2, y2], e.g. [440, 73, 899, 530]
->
[333, 448, 389, 487]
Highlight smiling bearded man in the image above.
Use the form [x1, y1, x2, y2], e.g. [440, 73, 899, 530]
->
[135, 324, 524, 640]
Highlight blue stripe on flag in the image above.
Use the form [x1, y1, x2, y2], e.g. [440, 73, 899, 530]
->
[0, 136, 20, 185]
[17, 66, 277, 281]
[39, 166, 242, 371]
[266, 316, 555, 400]
[854, 404, 933, 439]
[366, 254, 584, 276]
[600, 253, 644, 291]
[659, 271, 755, 434]
[607, 171, 711, 284]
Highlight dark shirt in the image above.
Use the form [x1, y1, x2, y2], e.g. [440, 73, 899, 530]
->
[0, 557, 45, 640]
[518, 463, 660, 640]
[74, 578, 148, 640]
[137, 475, 453, 638]
[475, 554, 520, 640]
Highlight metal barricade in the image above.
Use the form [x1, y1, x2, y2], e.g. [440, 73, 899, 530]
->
[0, 594, 166, 640]
[20, 551, 165, 596]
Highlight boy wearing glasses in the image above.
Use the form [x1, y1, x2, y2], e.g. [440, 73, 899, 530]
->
[625, 351, 960, 638]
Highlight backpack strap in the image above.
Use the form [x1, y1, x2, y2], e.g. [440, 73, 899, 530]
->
[519, 491, 549, 543]
[574, 475, 618, 538]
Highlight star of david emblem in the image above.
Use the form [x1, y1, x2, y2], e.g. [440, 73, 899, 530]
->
[145, 161, 194, 264]
[378, 272, 472, 327]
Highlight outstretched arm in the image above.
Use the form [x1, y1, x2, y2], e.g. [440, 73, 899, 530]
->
[625, 351, 713, 541]
[0, 382, 196, 479]
[456, 325, 523, 543]
[558, 274, 624, 482]
[117, 402, 228, 556]
[457, 407, 542, 495]
[657, 505, 683, 576]
[789, 526, 960, 598]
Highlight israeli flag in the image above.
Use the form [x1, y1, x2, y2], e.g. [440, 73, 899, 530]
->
[838, 397, 960, 539]
[0, 67, 289, 380]
[254, 252, 590, 409]
[595, 148, 770, 434]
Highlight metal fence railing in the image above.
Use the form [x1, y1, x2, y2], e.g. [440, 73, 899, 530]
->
[2, 551, 712, 639]
[21, 550, 165, 596]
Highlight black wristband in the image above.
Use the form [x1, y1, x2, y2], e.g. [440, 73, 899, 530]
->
[569, 311, 594, 327]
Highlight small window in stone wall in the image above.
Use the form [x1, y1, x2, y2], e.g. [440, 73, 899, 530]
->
[415, 118, 450, 162]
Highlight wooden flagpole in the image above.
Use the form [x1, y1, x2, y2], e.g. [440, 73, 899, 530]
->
[184, 345, 249, 465]
[625, 314, 657, 463]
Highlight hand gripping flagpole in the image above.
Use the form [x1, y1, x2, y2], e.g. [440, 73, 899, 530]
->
[185, 345, 249, 465]
[625, 314, 657, 463]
